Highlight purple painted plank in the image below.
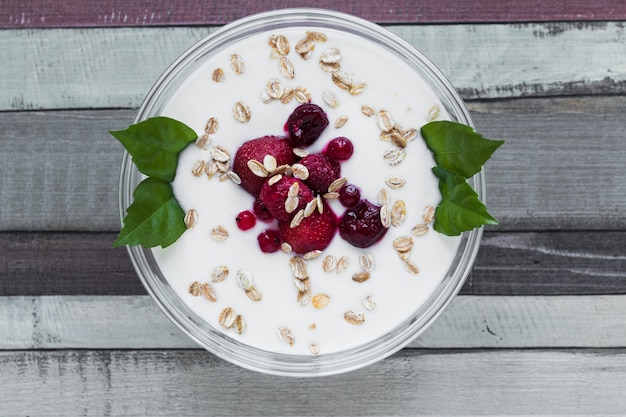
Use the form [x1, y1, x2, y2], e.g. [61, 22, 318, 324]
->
[2, 0, 625, 28]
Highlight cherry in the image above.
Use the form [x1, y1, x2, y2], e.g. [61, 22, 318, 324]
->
[339, 184, 361, 208]
[339, 199, 388, 248]
[253, 198, 273, 222]
[324, 137, 354, 161]
[286, 103, 329, 147]
[235, 210, 256, 231]
[257, 229, 283, 253]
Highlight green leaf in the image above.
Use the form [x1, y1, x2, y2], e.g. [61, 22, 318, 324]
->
[421, 121, 504, 178]
[431, 166, 498, 236]
[110, 116, 197, 182]
[113, 177, 187, 248]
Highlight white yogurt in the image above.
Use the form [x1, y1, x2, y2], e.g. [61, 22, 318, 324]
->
[152, 27, 461, 355]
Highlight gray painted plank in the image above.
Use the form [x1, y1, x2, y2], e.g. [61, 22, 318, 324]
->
[1, 295, 625, 349]
[1, 22, 625, 110]
[2, 231, 625, 296]
[1, 349, 625, 415]
[1, 96, 625, 232]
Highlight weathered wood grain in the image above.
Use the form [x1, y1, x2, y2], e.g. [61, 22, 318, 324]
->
[1, 349, 625, 415]
[2, 295, 625, 349]
[2, 96, 625, 232]
[1, 22, 624, 110]
[1, 231, 625, 296]
[3, 0, 625, 28]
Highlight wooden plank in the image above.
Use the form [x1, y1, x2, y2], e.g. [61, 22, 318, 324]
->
[2, 0, 625, 28]
[1, 22, 625, 110]
[2, 96, 625, 232]
[0, 349, 625, 415]
[2, 295, 626, 350]
[2, 231, 625, 296]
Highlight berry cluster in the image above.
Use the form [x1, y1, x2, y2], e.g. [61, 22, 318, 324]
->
[232, 103, 388, 254]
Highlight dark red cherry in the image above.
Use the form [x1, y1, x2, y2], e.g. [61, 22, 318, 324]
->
[286, 103, 329, 147]
[257, 229, 282, 253]
[338, 184, 361, 208]
[324, 136, 354, 161]
[235, 210, 256, 231]
[339, 199, 388, 248]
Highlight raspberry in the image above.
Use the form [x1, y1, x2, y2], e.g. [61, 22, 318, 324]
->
[259, 176, 314, 222]
[338, 184, 361, 208]
[339, 199, 389, 248]
[324, 136, 354, 161]
[286, 103, 329, 147]
[298, 153, 340, 194]
[257, 229, 282, 253]
[232, 135, 296, 196]
[279, 201, 337, 254]
[235, 210, 256, 231]
[252, 197, 273, 222]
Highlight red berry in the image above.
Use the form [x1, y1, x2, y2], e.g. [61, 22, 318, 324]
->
[298, 153, 340, 194]
[287, 103, 329, 147]
[259, 176, 314, 222]
[324, 137, 354, 161]
[339, 200, 388, 248]
[235, 210, 256, 231]
[232, 135, 296, 196]
[252, 198, 273, 222]
[339, 184, 361, 208]
[279, 201, 337, 254]
[257, 229, 282, 253]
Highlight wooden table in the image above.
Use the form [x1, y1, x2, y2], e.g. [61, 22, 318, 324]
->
[1, 1, 625, 414]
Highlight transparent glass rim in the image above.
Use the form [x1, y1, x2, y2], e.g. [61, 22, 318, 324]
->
[118, 7, 484, 377]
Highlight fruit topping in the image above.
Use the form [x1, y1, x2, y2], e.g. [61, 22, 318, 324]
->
[298, 153, 340, 194]
[252, 197, 273, 222]
[279, 201, 337, 254]
[339, 199, 389, 248]
[257, 229, 283, 253]
[235, 210, 256, 231]
[324, 136, 354, 161]
[338, 184, 361, 208]
[232, 135, 296, 195]
[259, 176, 314, 222]
[286, 103, 329, 147]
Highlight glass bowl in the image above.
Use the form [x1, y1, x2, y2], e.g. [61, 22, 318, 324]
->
[118, 8, 482, 376]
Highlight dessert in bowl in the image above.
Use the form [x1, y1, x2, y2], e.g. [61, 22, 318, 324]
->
[118, 8, 489, 376]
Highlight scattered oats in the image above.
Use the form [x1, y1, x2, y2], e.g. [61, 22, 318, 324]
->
[377, 188, 390, 206]
[293, 147, 308, 158]
[288, 181, 300, 197]
[280, 87, 294, 104]
[266, 78, 284, 99]
[352, 271, 371, 283]
[320, 48, 342, 64]
[269, 47, 280, 60]
[277, 327, 295, 346]
[405, 261, 420, 275]
[297, 289, 312, 306]
[295, 37, 315, 55]
[260, 89, 274, 104]
[205, 117, 218, 134]
[383, 147, 407, 165]
[361, 104, 375, 117]
[212, 67, 224, 83]
[328, 177, 347, 193]
[191, 160, 206, 177]
[359, 252, 375, 272]
[211, 225, 229, 242]
[393, 236, 414, 253]
[304, 198, 318, 217]
[385, 175, 406, 189]
[205, 160, 219, 179]
[184, 209, 198, 229]
[195, 133, 212, 150]
[268, 34, 278, 48]
[312, 293, 331, 309]
[344, 309, 366, 325]
[236, 269, 253, 291]
[268, 173, 282, 186]
[423, 205, 435, 224]
[290, 256, 308, 279]
[201, 282, 217, 302]
[291, 163, 310, 180]
[322, 254, 337, 272]
[323, 90, 339, 108]
[290, 209, 305, 228]
[285, 196, 299, 214]
[319, 60, 340, 72]
[390, 200, 407, 227]
[294, 86, 311, 103]
[349, 82, 367, 96]
[211, 265, 229, 283]
[403, 128, 418, 143]
[389, 131, 408, 148]
[230, 53, 244, 74]
[275, 34, 290, 55]
[303, 250, 322, 260]
[281, 242, 293, 253]
[411, 223, 429, 237]
[233, 101, 251, 123]
[247, 159, 269, 178]
[299, 49, 313, 60]
[323, 191, 340, 200]
[245, 285, 263, 301]
[397, 250, 411, 262]
[331, 70, 352, 91]
[334, 115, 348, 129]
[219, 307, 236, 328]
[380, 204, 391, 228]
[375, 110, 394, 132]
[363, 295, 377, 311]
[316, 194, 324, 213]
[211, 145, 230, 163]
[309, 344, 320, 355]
[426, 104, 441, 121]
[234, 315, 247, 334]
[215, 160, 230, 173]
[293, 276, 310, 293]
[279, 56, 295, 79]
[218, 172, 230, 182]
[274, 164, 291, 175]
[261, 155, 277, 173]
[307, 31, 327, 42]
[309, 323, 317, 330]
[336, 255, 350, 273]
[226, 170, 241, 185]
[189, 281, 202, 296]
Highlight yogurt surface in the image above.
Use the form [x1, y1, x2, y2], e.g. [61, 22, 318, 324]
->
[152, 27, 461, 355]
